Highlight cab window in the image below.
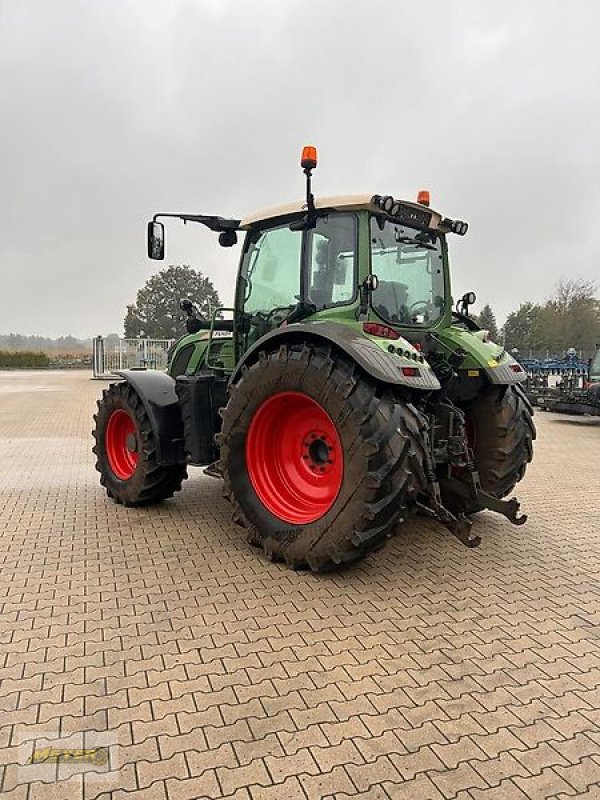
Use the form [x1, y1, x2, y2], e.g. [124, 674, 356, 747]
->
[242, 225, 301, 314]
[307, 214, 357, 309]
[370, 216, 444, 326]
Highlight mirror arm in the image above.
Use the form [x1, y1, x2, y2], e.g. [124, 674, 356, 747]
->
[152, 213, 241, 232]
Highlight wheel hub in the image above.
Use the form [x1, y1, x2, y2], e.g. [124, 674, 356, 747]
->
[246, 391, 343, 524]
[126, 432, 138, 453]
[303, 432, 335, 474]
[105, 409, 139, 480]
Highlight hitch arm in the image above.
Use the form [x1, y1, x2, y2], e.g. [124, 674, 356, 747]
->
[439, 476, 527, 526]
[417, 500, 481, 548]
[475, 490, 527, 525]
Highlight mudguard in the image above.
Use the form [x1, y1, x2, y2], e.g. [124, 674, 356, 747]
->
[230, 321, 440, 390]
[483, 359, 528, 385]
[115, 370, 185, 465]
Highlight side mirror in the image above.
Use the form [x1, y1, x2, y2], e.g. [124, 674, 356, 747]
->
[358, 273, 379, 318]
[364, 274, 379, 291]
[147, 221, 165, 260]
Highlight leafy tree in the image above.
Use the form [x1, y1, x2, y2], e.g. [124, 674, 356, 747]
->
[0, 333, 90, 352]
[475, 304, 499, 342]
[536, 278, 600, 356]
[104, 333, 121, 347]
[56, 335, 80, 351]
[502, 279, 600, 358]
[124, 265, 221, 339]
[502, 302, 542, 356]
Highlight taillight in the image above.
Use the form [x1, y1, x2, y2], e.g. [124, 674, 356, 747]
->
[401, 366, 421, 377]
[510, 364, 523, 373]
[363, 322, 400, 340]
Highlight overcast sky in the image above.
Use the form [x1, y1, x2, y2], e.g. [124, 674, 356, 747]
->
[1, 0, 599, 338]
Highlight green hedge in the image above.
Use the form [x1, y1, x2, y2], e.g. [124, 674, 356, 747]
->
[0, 350, 51, 368]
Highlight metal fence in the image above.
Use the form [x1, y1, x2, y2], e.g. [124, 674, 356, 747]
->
[92, 337, 174, 378]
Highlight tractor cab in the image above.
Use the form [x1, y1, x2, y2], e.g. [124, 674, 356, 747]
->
[146, 147, 474, 381]
[234, 190, 459, 350]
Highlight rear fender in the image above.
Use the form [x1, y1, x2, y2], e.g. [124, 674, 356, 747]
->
[115, 370, 185, 465]
[437, 326, 527, 385]
[230, 322, 440, 390]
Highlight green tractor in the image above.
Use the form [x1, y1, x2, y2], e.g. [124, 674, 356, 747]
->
[93, 147, 535, 571]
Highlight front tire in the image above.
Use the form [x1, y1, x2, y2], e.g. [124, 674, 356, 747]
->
[217, 344, 428, 572]
[92, 382, 187, 506]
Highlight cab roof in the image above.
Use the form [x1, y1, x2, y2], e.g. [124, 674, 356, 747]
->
[240, 193, 444, 230]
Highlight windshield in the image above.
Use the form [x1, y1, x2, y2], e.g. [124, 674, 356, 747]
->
[590, 348, 600, 379]
[370, 216, 445, 326]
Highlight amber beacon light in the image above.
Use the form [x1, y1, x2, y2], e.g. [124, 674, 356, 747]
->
[417, 189, 430, 206]
[301, 145, 318, 171]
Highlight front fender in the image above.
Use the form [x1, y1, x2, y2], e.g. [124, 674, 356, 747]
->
[230, 322, 440, 390]
[115, 370, 185, 465]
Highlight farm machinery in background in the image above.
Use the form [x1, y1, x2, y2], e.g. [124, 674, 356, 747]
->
[92, 147, 535, 572]
[522, 347, 600, 416]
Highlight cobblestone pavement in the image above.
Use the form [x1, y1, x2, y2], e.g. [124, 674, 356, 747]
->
[0, 370, 599, 800]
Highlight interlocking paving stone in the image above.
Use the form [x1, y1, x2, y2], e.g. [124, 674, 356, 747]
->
[0, 370, 599, 799]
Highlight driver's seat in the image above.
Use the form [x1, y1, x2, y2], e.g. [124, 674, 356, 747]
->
[373, 280, 409, 323]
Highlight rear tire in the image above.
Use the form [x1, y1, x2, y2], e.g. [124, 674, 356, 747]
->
[92, 382, 187, 506]
[217, 344, 428, 572]
[443, 384, 536, 514]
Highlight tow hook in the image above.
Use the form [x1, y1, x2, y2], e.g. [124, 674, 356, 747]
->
[445, 513, 482, 548]
[475, 490, 527, 526]
[417, 493, 482, 549]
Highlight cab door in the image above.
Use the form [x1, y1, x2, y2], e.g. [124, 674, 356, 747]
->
[235, 223, 303, 356]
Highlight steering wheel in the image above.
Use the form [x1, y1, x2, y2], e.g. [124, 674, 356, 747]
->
[408, 301, 431, 314]
[265, 305, 294, 322]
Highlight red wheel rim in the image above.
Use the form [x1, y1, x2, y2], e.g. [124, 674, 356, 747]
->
[105, 409, 139, 480]
[246, 391, 343, 524]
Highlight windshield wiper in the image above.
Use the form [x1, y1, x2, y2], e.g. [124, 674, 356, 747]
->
[395, 235, 437, 251]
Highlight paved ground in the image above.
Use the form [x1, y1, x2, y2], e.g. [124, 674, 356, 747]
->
[0, 370, 599, 800]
